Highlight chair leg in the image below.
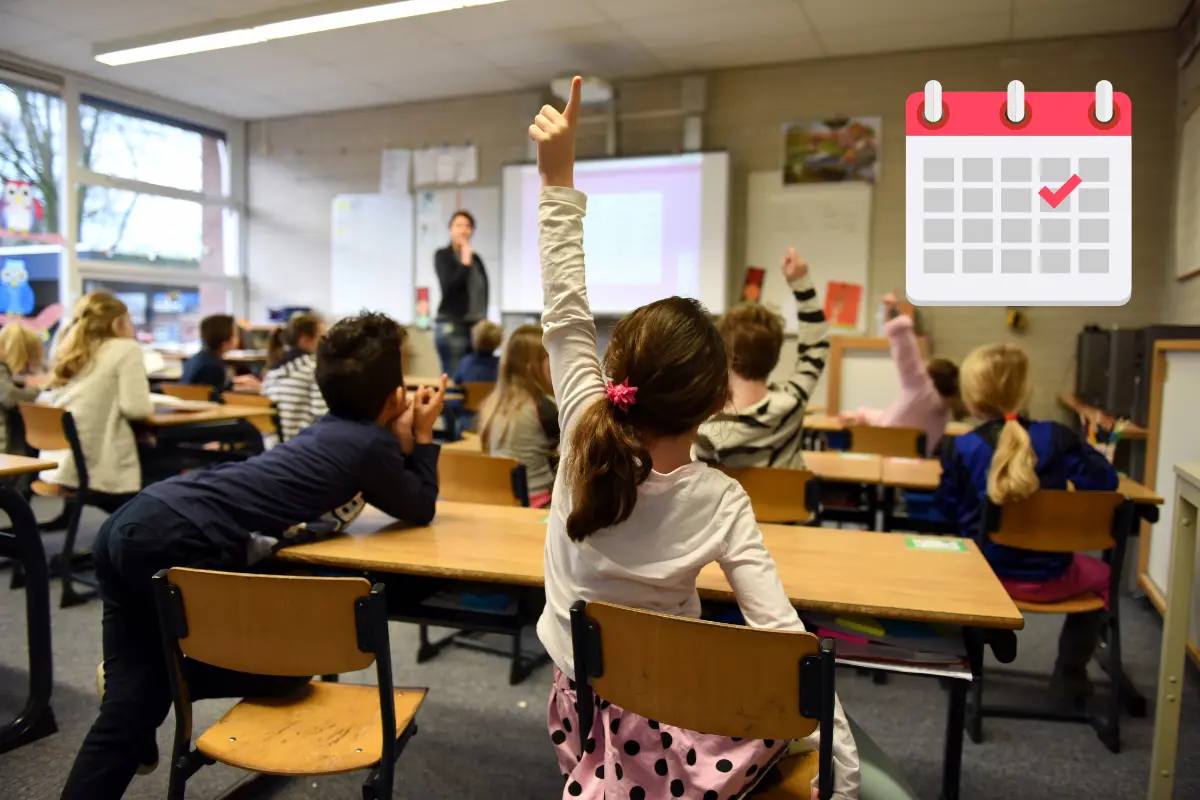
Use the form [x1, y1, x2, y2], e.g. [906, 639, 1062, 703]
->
[967, 666, 984, 744]
[60, 499, 95, 608]
[166, 761, 188, 800]
[1096, 613, 1122, 753]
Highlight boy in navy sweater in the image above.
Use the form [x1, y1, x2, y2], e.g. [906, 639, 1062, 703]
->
[60, 312, 446, 800]
[180, 314, 260, 396]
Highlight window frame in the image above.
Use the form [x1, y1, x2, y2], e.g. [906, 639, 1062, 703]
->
[61, 72, 248, 318]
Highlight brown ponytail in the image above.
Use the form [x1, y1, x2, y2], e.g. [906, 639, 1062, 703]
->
[565, 396, 652, 541]
[266, 327, 287, 370]
[563, 296, 729, 541]
[959, 343, 1038, 504]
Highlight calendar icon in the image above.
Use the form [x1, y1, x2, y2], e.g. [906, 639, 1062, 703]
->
[905, 80, 1131, 306]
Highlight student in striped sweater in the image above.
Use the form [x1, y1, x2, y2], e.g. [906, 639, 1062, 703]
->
[261, 312, 326, 441]
[695, 249, 830, 468]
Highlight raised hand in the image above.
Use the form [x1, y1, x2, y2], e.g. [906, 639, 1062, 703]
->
[460, 240, 474, 267]
[391, 398, 415, 454]
[411, 374, 448, 444]
[529, 75, 581, 188]
[781, 246, 809, 281]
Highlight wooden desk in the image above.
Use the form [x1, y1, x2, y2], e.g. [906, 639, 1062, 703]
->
[278, 501, 1020, 800]
[148, 369, 182, 382]
[0, 454, 57, 477]
[278, 502, 1022, 630]
[444, 434, 483, 453]
[804, 414, 972, 438]
[407, 375, 456, 388]
[1057, 392, 1148, 440]
[0, 458, 58, 754]
[148, 405, 272, 427]
[802, 451, 881, 484]
[880, 458, 1164, 504]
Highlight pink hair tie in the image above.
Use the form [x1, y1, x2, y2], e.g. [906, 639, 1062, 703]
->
[605, 378, 638, 412]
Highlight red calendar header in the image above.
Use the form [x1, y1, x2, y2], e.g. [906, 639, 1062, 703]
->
[906, 91, 1131, 137]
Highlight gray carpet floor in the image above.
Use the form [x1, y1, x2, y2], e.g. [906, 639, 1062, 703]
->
[2, 504, 1200, 800]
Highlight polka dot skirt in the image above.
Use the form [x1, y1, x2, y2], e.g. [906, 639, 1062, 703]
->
[547, 668, 788, 800]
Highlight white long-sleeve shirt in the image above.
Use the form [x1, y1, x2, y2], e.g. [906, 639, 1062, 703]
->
[534, 186, 859, 799]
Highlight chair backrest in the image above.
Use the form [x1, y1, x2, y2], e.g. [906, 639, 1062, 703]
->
[159, 568, 376, 676]
[221, 392, 277, 435]
[162, 383, 213, 402]
[19, 402, 71, 452]
[714, 465, 819, 523]
[438, 450, 528, 506]
[571, 601, 836, 798]
[461, 381, 495, 413]
[847, 425, 925, 457]
[984, 490, 1131, 553]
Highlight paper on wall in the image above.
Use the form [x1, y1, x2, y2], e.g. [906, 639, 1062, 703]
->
[380, 149, 411, 195]
[413, 150, 438, 188]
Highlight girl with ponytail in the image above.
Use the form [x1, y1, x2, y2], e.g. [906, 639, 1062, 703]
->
[530, 78, 859, 800]
[935, 343, 1119, 702]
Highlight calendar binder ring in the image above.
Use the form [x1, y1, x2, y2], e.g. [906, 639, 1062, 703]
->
[1095, 80, 1114, 123]
[922, 80, 943, 123]
[1005, 80, 1025, 123]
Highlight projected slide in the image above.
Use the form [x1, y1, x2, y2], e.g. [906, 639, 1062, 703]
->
[501, 153, 728, 315]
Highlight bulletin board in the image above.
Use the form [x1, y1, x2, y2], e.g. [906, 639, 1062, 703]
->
[744, 173, 872, 332]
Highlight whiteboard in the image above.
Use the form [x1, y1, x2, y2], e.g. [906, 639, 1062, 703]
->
[1176, 107, 1200, 279]
[838, 349, 902, 412]
[414, 187, 501, 322]
[330, 193, 414, 323]
[745, 174, 872, 332]
[1147, 350, 1200, 647]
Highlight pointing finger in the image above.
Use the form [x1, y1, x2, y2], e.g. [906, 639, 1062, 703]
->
[563, 75, 582, 125]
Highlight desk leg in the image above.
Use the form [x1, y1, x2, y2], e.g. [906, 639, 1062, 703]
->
[1148, 486, 1199, 799]
[0, 484, 57, 754]
[941, 677, 967, 800]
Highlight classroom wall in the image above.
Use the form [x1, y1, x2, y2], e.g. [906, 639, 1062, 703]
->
[247, 30, 1176, 417]
[1169, 46, 1200, 322]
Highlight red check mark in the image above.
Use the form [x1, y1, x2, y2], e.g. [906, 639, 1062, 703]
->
[1038, 174, 1082, 208]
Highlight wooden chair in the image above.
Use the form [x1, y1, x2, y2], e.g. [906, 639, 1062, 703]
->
[152, 568, 425, 800]
[220, 392, 278, 438]
[161, 383, 213, 402]
[460, 381, 494, 413]
[715, 465, 820, 524]
[846, 425, 926, 458]
[968, 490, 1140, 753]
[438, 450, 529, 507]
[18, 403, 95, 607]
[570, 601, 838, 799]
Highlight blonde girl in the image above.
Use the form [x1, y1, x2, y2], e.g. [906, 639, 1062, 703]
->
[41, 292, 153, 511]
[529, 78, 859, 800]
[0, 323, 45, 452]
[478, 323, 558, 508]
[934, 343, 1118, 702]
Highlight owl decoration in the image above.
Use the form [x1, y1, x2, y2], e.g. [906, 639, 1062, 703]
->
[1, 179, 44, 235]
[0, 259, 34, 317]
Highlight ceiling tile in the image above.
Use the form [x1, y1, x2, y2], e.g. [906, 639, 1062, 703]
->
[336, 45, 511, 82]
[472, 22, 660, 76]
[1012, 0, 1179, 39]
[12, 0, 211, 42]
[620, 1, 811, 49]
[822, 13, 1012, 57]
[282, 18, 447, 64]
[656, 30, 825, 71]
[801, 0, 1012, 30]
[171, 41, 320, 81]
[0, 10, 70, 51]
[591, 0, 745, 22]
[420, 0, 609, 42]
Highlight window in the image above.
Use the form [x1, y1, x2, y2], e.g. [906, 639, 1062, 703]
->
[83, 279, 231, 347]
[81, 99, 229, 196]
[0, 81, 62, 246]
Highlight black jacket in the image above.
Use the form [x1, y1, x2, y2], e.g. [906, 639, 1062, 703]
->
[435, 245, 488, 322]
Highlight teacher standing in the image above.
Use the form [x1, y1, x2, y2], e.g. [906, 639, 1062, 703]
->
[434, 209, 489, 377]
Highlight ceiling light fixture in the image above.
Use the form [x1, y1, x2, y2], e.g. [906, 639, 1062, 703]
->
[95, 0, 509, 66]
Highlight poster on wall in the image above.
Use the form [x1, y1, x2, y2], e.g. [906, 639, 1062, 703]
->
[824, 281, 863, 331]
[782, 117, 880, 185]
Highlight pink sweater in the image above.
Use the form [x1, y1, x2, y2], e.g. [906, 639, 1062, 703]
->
[852, 315, 949, 456]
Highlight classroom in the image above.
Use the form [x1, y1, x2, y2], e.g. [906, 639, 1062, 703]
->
[1, 1, 1199, 799]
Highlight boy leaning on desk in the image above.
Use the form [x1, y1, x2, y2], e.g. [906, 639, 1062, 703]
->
[58, 311, 448, 800]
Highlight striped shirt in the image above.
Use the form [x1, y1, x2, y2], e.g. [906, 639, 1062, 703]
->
[695, 273, 830, 468]
[261, 349, 327, 442]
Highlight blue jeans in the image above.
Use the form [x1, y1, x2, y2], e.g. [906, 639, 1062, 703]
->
[434, 320, 471, 378]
